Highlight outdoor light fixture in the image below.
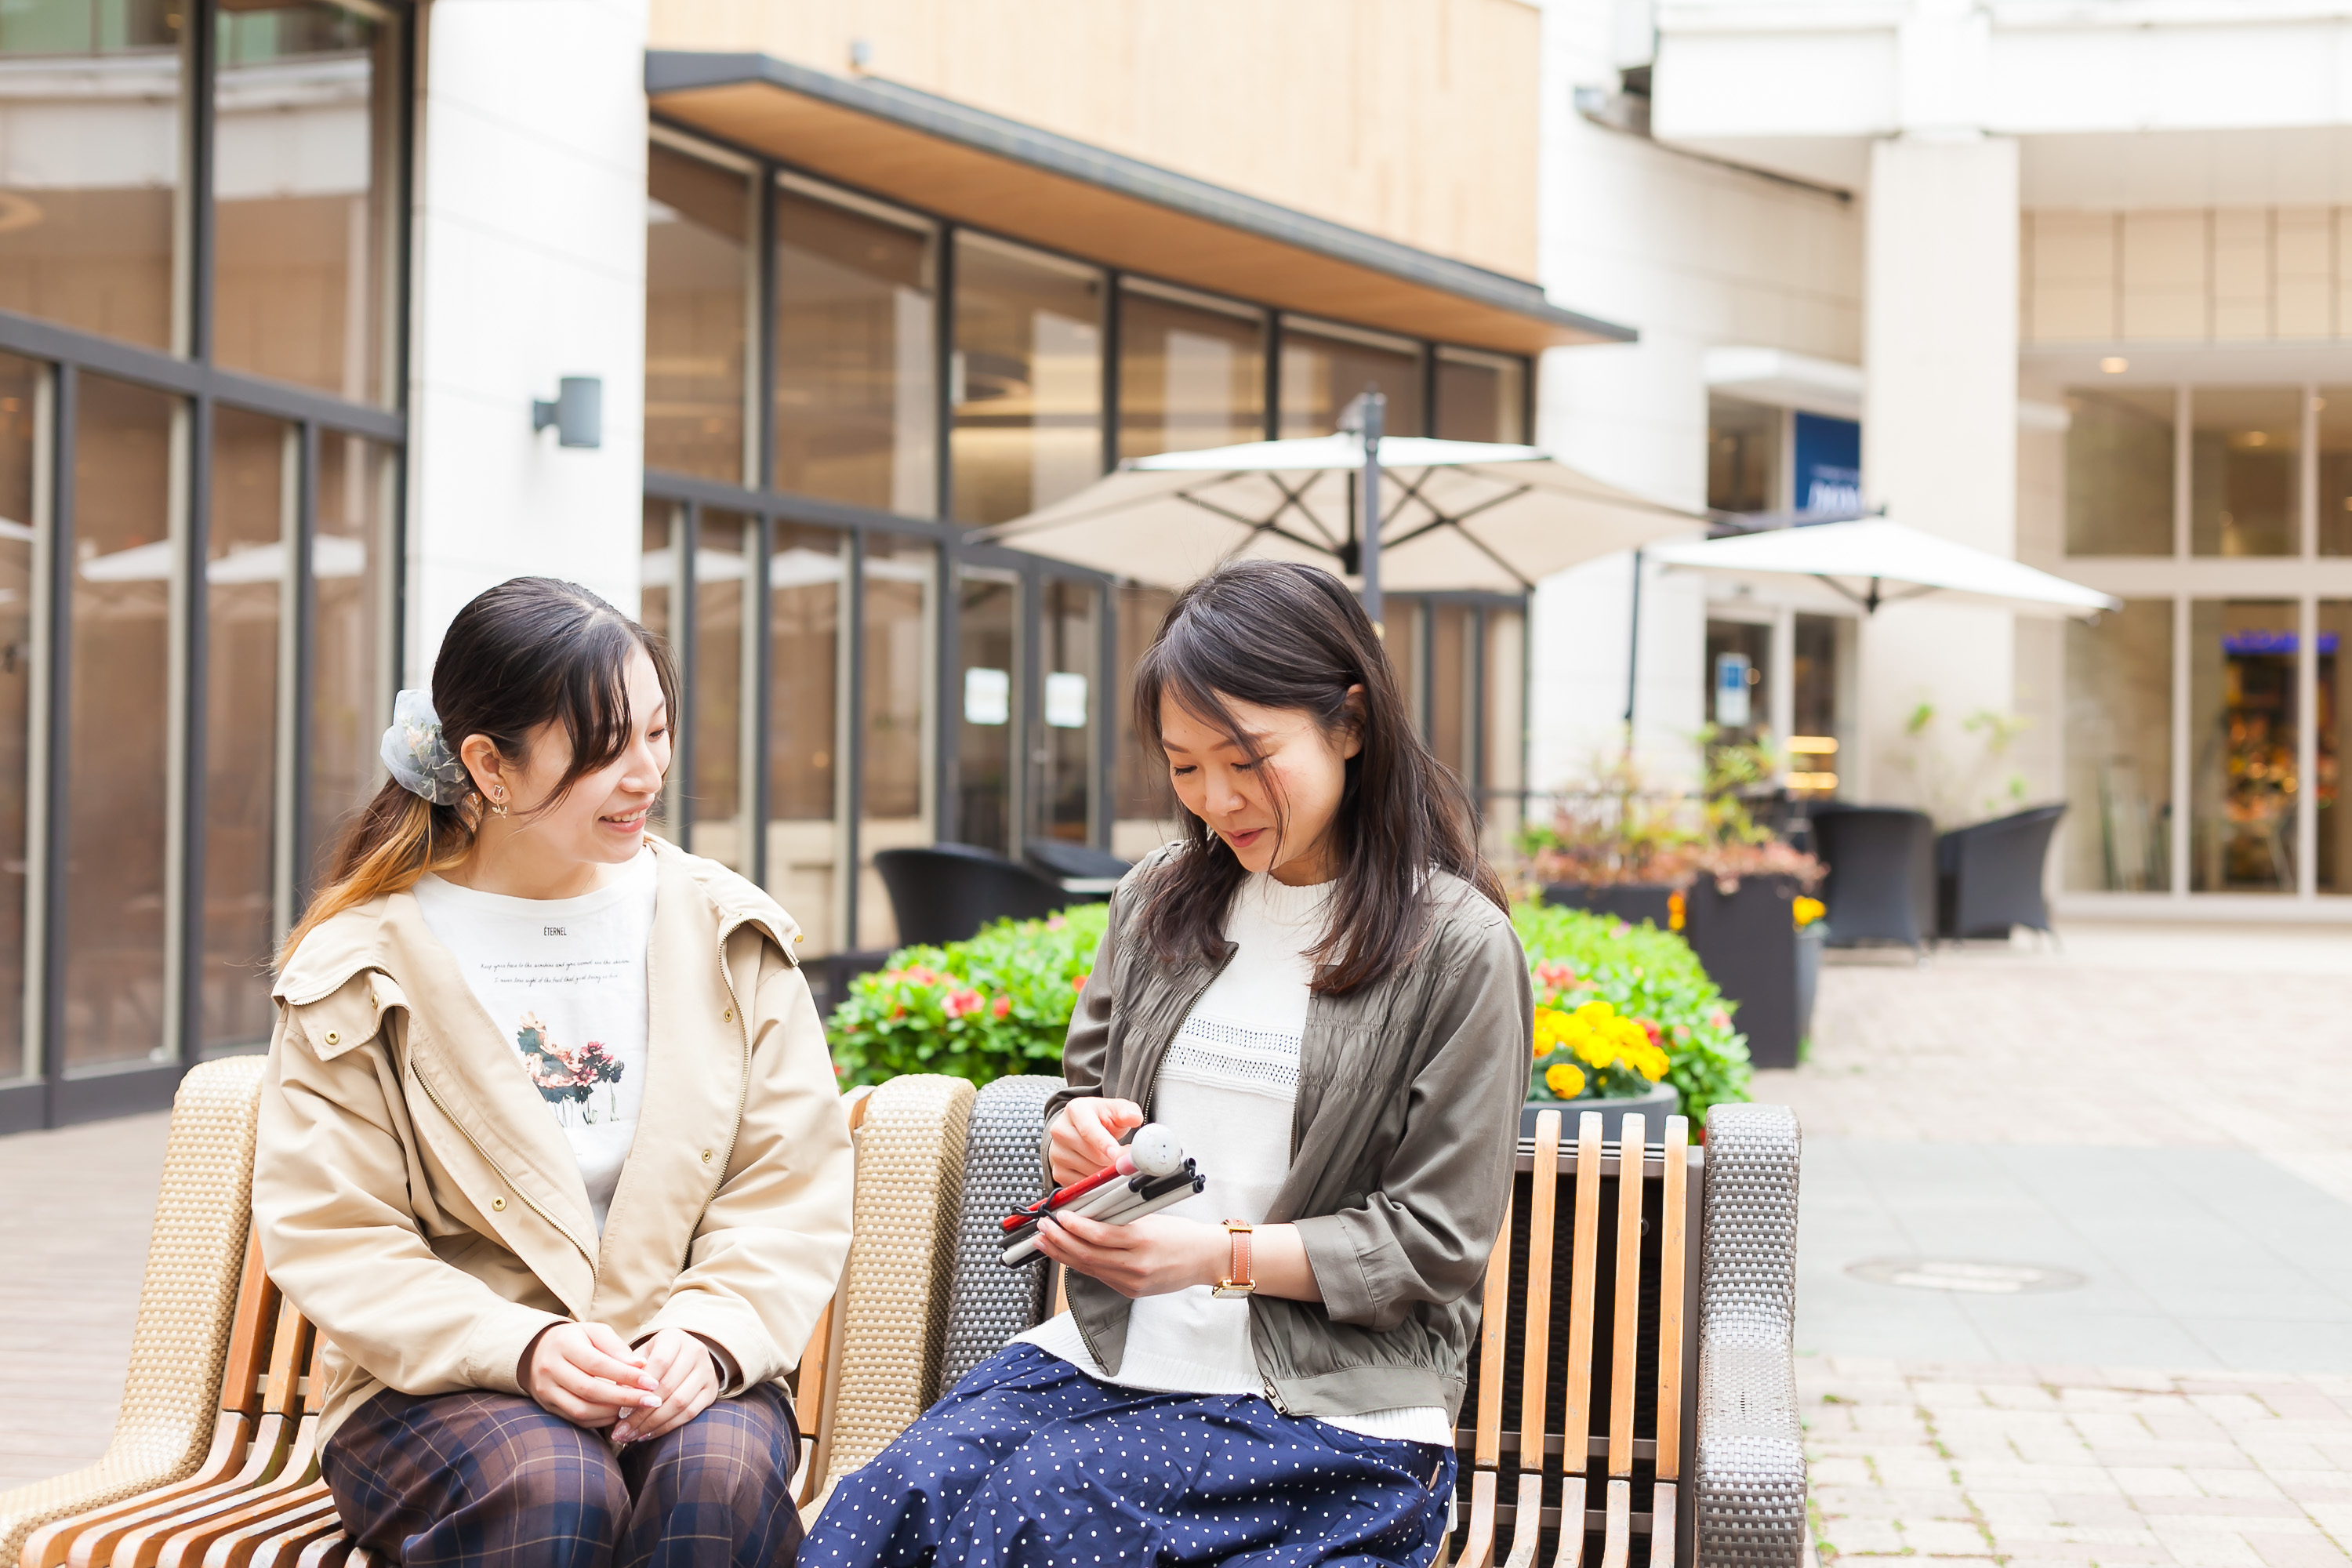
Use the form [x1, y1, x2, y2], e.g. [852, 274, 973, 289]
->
[532, 377, 603, 448]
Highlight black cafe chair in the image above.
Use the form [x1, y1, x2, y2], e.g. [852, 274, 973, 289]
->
[1809, 804, 1937, 953]
[873, 842, 1072, 948]
[1936, 803, 2066, 943]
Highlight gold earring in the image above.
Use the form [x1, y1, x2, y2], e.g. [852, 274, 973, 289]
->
[488, 789, 508, 819]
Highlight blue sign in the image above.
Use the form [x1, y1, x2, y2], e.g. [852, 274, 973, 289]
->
[1794, 412, 1861, 515]
[2221, 631, 2340, 655]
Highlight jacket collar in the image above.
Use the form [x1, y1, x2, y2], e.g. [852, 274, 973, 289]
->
[273, 837, 804, 1287]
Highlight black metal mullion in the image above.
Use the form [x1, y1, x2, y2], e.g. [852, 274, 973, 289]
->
[748, 512, 772, 889]
[935, 225, 956, 524]
[289, 421, 320, 907]
[1100, 270, 1120, 476]
[1468, 603, 1488, 804]
[1419, 343, 1437, 439]
[178, 393, 213, 1066]
[841, 529, 866, 957]
[753, 172, 777, 493]
[187, 0, 216, 365]
[936, 534, 963, 848]
[675, 501, 699, 852]
[38, 364, 76, 1120]
[1095, 578, 1117, 851]
[1262, 313, 1281, 441]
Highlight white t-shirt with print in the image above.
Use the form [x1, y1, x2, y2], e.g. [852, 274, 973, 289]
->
[411, 850, 657, 1234]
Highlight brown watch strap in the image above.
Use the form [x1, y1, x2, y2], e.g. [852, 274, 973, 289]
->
[1225, 1221, 1254, 1291]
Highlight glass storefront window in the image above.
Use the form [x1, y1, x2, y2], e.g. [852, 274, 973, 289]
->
[1035, 579, 1098, 846]
[1429, 602, 1472, 782]
[640, 499, 681, 840]
[0, 0, 183, 350]
[951, 234, 1104, 527]
[1481, 607, 1525, 853]
[2319, 603, 2351, 893]
[1279, 320, 1422, 438]
[1706, 397, 1779, 514]
[0, 356, 36, 1081]
[773, 182, 936, 514]
[1790, 612, 1848, 796]
[858, 534, 935, 949]
[212, 2, 400, 403]
[68, 375, 175, 1067]
[204, 408, 288, 1050]
[954, 567, 1018, 853]
[1434, 348, 1524, 444]
[689, 510, 749, 871]
[2063, 599, 2172, 892]
[766, 523, 844, 954]
[311, 432, 390, 887]
[1112, 582, 1174, 859]
[2190, 599, 2298, 891]
[1116, 283, 1264, 459]
[646, 145, 750, 484]
[2065, 386, 2175, 555]
[2317, 389, 2352, 557]
[1704, 618, 1771, 747]
[2190, 389, 2299, 557]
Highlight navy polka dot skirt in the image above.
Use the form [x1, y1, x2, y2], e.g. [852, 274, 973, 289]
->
[801, 1343, 1456, 1567]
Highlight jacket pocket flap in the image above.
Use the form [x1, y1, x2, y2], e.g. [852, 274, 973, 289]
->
[285, 971, 394, 1060]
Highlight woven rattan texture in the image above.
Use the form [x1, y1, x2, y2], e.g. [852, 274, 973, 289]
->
[940, 1075, 1064, 1392]
[0, 1056, 267, 1562]
[825, 1073, 975, 1486]
[1694, 1103, 1806, 1568]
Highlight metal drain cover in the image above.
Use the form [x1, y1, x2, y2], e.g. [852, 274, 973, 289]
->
[1846, 1258, 2087, 1295]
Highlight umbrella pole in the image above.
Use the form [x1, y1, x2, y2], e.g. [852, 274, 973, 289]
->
[1348, 390, 1386, 631]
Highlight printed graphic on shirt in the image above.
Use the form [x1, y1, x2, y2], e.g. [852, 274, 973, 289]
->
[514, 1011, 627, 1126]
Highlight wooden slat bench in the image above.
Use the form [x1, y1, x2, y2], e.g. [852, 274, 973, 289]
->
[3, 1067, 1805, 1568]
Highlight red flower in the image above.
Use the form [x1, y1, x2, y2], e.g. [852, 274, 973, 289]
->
[992, 996, 1012, 1019]
[943, 989, 984, 1019]
[1072, 973, 1091, 993]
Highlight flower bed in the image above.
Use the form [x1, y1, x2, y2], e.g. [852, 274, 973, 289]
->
[824, 896, 1752, 1123]
[826, 904, 1109, 1088]
[1513, 900, 1751, 1123]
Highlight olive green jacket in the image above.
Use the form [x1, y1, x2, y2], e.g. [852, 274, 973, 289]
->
[1044, 849, 1532, 1425]
[252, 837, 854, 1441]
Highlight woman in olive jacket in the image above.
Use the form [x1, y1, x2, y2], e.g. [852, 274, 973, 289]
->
[804, 561, 1533, 1568]
[253, 578, 851, 1568]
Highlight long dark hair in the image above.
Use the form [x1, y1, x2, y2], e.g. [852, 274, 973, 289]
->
[282, 577, 677, 959]
[1129, 560, 1504, 994]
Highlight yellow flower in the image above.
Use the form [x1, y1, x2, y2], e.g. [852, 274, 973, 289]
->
[1575, 999, 1617, 1025]
[1793, 896, 1825, 930]
[1533, 1007, 1571, 1058]
[1632, 1045, 1669, 1082]
[1545, 1062, 1586, 1098]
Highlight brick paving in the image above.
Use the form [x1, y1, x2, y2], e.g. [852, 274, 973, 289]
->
[1804, 1357, 2352, 1568]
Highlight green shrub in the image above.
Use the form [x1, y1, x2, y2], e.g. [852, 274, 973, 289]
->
[826, 903, 1109, 1088]
[822, 895, 1752, 1125]
[1511, 900, 1751, 1123]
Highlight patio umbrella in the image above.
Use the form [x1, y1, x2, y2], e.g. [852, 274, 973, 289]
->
[971, 433, 1703, 600]
[1648, 519, 2119, 619]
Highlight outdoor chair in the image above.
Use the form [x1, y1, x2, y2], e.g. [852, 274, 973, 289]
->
[1936, 804, 2063, 943]
[1022, 840, 1131, 897]
[1809, 804, 1936, 953]
[872, 843, 1070, 946]
[939, 1075, 1067, 1392]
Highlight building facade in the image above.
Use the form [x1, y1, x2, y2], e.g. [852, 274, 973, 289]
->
[1536, 0, 2352, 921]
[0, 0, 1617, 1128]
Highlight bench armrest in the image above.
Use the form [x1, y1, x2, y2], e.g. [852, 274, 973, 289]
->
[1694, 1102, 1807, 1568]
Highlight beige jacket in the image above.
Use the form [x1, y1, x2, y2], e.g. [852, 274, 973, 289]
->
[252, 837, 854, 1442]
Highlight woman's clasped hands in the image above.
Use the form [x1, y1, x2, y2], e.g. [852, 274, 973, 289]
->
[523, 1321, 720, 1445]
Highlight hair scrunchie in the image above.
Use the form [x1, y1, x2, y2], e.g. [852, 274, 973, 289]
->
[379, 688, 474, 806]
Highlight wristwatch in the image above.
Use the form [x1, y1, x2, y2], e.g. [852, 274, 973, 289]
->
[1211, 1221, 1255, 1298]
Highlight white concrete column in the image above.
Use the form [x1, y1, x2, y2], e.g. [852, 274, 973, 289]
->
[1856, 133, 2018, 811]
[403, 0, 651, 684]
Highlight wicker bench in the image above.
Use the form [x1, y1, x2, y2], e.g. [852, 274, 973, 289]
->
[1, 1066, 1806, 1568]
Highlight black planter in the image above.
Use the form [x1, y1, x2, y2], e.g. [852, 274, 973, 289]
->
[1683, 875, 1802, 1072]
[1539, 883, 1678, 929]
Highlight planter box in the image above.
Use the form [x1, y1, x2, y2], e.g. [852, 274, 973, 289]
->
[1539, 883, 1677, 930]
[1520, 1081, 1680, 1145]
[1685, 874, 1802, 1072]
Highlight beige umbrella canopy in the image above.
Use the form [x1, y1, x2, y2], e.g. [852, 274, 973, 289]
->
[972, 434, 1704, 593]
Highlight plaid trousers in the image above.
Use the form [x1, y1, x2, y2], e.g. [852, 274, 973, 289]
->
[321, 1383, 803, 1568]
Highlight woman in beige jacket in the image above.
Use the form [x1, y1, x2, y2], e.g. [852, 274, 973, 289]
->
[253, 576, 853, 1568]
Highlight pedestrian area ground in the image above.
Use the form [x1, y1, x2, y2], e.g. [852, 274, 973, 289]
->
[5, 918, 2352, 1568]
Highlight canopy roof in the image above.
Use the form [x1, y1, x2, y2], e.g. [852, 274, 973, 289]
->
[1650, 520, 2120, 619]
[977, 434, 1702, 593]
[646, 52, 1634, 356]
